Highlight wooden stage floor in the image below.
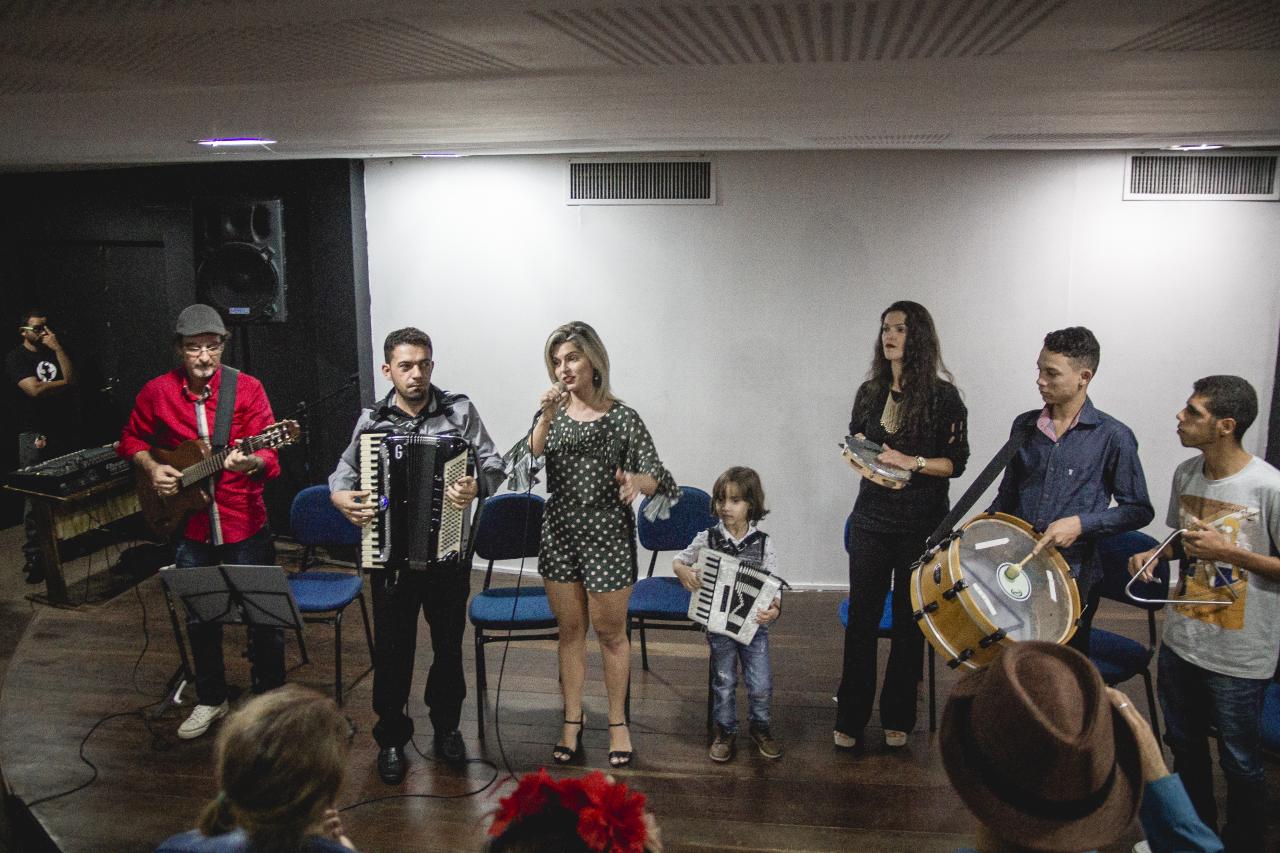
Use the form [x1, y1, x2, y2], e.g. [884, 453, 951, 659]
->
[2, 568, 1277, 852]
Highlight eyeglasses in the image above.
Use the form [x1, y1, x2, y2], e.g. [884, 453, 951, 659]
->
[182, 342, 225, 355]
[21, 324, 47, 333]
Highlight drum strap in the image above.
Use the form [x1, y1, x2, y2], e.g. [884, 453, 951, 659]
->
[923, 424, 1033, 552]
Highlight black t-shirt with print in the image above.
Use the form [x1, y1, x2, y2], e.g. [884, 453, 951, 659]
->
[6, 343, 70, 434]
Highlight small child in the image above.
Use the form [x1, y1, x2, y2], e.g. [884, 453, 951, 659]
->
[673, 466, 782, 763]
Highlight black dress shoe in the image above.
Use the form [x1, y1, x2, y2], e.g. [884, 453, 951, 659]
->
[433, 729, 466, 764]
[23, 563, 44, 585]
[377, 745, 407, 784]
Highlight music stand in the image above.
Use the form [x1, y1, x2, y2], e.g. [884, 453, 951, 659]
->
[156, 563, 304, 715]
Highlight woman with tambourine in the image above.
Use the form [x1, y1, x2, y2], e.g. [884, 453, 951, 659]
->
[834, 300, 969, 751]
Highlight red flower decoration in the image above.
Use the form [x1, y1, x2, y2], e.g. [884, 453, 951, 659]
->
[489, 769, 649, 852]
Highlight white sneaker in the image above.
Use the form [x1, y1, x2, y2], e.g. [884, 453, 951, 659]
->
[833, 730, 857, 749]
[1131, 842, 1151, 853]
[178, 702, 229, 740]
[885, 729, 908, 748]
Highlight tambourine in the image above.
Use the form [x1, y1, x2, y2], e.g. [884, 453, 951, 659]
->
[840, 435, 912, 490]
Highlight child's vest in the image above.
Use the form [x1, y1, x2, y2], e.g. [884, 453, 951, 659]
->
[706, 526, 768, 569]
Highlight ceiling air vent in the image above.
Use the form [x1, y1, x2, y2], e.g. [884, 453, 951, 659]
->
[1124, 153, 1279, 201]
[567, 159, 715, 205]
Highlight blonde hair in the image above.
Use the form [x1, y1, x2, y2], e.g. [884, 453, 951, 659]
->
[196, 686, 349, 853]
[543, 321, 615, 404]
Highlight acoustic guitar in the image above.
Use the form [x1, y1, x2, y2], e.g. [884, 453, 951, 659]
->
[136, 420, 300, 537]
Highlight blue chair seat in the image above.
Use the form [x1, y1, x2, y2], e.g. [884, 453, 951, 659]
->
[629, 576, 691, 619]
[288, 572, 365, 613]
[469, 586, 557, 629]
[838, 593, 893, 632]
[1089, 628, 1152, 684]
[1262, 682, 1280, 755]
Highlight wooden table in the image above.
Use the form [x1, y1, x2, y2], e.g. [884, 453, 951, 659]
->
[4, 478, 140, 605]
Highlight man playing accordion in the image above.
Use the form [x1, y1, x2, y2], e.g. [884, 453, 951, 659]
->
[329, 327, 505, 784]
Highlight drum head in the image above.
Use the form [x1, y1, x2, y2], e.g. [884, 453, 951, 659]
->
[953, 516, 1077, 643]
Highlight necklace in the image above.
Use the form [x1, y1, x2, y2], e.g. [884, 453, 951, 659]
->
[880, 389, 902, 434]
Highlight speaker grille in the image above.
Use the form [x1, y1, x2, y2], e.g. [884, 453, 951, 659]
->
[1124, 154, 1279, 201]
[568, 160, 715, 204]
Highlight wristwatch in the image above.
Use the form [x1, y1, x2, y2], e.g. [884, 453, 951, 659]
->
[914, 456, 926, 472]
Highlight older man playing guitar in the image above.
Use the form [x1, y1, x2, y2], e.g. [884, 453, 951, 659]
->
[118, 304, 293, 740]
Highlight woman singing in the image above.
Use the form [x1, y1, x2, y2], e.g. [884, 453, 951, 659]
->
[834, 301, 968, 751]
[529, 321, 679, 768]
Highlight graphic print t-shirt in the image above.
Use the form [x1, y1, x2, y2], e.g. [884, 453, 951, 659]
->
[5, 343, 67, 433]
[1161, 455, 1280, 679]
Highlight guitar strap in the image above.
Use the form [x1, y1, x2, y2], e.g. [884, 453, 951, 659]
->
[211, 367, 240, 450]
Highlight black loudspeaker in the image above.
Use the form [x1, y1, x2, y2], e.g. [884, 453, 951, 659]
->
[194, 198, 286, 323]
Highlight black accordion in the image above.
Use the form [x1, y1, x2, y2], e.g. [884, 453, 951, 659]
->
[358, 432, 475, 571]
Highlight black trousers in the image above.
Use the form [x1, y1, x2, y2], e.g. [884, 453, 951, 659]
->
[370, 562, 471, 749]
[835, 524, 927, 739]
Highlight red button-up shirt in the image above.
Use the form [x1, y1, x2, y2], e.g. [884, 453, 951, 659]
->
[118, 366, 280, 544]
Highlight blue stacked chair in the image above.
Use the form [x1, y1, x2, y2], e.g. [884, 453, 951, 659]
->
[287, 484, 374, 706]
[466, 492, 552, 738]
[627, 485, 719, 672]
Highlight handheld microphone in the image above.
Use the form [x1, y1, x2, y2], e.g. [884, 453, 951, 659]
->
[530, 382, 567, 427]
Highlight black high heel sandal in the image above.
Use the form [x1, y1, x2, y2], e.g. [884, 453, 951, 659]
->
[607, 721, 633, 768]
[553, 715, 584, 764]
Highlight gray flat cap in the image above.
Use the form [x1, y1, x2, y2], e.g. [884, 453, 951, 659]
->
[174, 304, 228, 337]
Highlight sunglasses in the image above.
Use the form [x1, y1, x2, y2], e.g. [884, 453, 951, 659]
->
[21, 324, 48, 333]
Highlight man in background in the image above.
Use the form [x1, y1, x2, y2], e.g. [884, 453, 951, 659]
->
[6, 308, 75, 584]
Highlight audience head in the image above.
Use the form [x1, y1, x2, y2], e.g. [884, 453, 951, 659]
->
[487, 770, 659, 853]
[940, 641, 1143, 853]
[712, 466, 769, 523]
[197, 685, 350, 852]
[1188, 374, 1257, 443]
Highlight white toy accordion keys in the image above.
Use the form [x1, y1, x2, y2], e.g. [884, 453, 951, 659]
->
[687, 549, 784, 645]
[358, 432, 474, 571]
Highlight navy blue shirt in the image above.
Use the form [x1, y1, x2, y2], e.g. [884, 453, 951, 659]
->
[988, 398, 1153, 586]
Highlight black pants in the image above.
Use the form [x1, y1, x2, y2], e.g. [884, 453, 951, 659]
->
[370, 562, 470, 749]
[835, 524, 927, 739]
[17, 432, 51, 567]
[174, 526, 286, 705]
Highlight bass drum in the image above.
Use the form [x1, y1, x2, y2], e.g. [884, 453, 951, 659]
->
[909, 512, 1080, 670]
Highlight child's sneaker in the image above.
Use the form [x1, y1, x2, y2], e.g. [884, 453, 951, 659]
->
[749, 725, 782, 759]
[709, 726, 736, 762]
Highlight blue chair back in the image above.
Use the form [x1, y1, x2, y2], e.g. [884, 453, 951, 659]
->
[1096, 530, 1169, 610]
[290, 484, 361, 547]
[473, 492, 545, 562]
[637, 486, 717, 552]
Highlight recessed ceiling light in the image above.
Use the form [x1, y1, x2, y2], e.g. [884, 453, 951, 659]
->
[1163, 143, 1225, 151]
[416, 152, 464, 158]
[193, 137, 277, 148]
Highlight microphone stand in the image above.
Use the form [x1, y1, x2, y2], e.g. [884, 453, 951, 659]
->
[292, 373, 360, 480]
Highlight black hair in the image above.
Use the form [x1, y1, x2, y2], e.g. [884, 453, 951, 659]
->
[863, 300, 957, 442]
[1043, 326, 1100, 373]
[1192, 375, 1258, 441]
[383, 327, 433, 364]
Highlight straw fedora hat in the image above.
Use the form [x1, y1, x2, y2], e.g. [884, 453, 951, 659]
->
[940, 641, 1143, 852]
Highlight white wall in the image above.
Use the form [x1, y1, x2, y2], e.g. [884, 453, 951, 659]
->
[361, 150, 1280, 588]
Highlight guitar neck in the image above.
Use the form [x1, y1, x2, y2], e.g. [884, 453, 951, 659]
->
[179, 434, 272, 487]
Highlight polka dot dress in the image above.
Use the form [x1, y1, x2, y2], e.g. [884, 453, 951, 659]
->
[539, 403, 678, 593]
